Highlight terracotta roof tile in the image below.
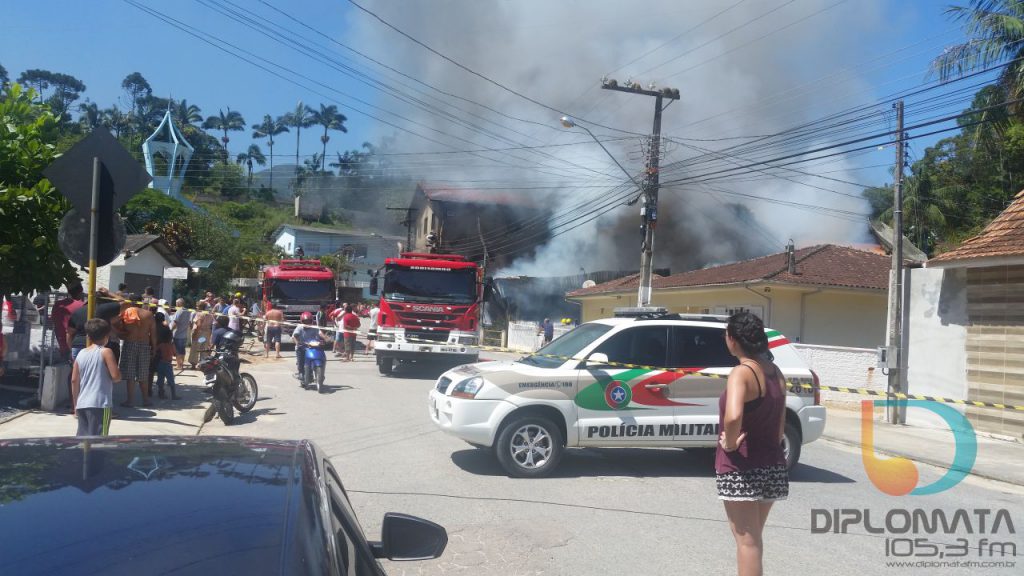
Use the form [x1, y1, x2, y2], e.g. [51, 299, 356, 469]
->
[930, 189, 1024, 264]
[567, 244, 890, 297]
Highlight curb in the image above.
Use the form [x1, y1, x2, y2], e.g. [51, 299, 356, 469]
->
[0, 409, 33, 426]
[821, 435, 1022, 488]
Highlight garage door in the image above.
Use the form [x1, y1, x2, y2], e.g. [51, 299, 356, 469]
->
[966, 264, 1024, 439]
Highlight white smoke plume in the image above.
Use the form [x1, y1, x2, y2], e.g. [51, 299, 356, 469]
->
[345, 0, 886, 276]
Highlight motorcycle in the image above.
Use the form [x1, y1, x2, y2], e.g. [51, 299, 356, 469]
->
[197, 335, 259, 425]
[300, 338, 327, 393]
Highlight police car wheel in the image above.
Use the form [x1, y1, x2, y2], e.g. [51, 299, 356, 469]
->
[378, 357, 394, 375]
[495, 416, 563, 478]
[783, 421, 801, 470]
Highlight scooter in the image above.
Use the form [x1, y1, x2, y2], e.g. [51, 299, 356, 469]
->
[301, 338, 327, 393]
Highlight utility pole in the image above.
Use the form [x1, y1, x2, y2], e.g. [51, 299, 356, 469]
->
[601, 79, 680, 307]
[887, 100, 905, 425]
[386, 206, 415, 250]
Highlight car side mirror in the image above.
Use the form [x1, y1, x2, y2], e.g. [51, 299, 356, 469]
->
[369, 277, 378, 296]
[370, 513, 447, 561]
[586, 352, 610, 367]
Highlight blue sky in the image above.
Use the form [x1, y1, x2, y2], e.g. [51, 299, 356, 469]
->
[0, 1, 974, 188]
[1, 0, 373, 164]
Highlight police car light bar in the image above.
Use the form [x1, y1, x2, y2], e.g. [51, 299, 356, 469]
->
[613, 307, 668, 318]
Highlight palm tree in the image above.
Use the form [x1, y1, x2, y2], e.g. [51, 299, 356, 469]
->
[236, 144, 267, 191]
[78, 100, 102, 132]
[201, 107, 246, 158]
[329, 150, 359, 176]
[880, 169, 950, 255]
[283, 100, 315, 177]
[309, 103, 348, 171]
[252, 114, 289, 196]
[172, 98, 203, 126]
[933, 1, 1024, 107]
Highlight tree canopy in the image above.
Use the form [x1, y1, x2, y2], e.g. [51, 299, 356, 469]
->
[0, 84, 77, 295]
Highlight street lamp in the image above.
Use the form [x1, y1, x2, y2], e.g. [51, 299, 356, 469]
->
[559, 116, 644, 197]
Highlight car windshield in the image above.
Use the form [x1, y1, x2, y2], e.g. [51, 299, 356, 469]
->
[520, 323, 613, 369]
[383, 266, 476, 304]
[269, 279, 333, 303]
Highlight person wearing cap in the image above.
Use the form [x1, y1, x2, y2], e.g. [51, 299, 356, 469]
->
[156, 298, 169, 321]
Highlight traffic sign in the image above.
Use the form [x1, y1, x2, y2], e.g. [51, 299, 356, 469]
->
[43, 126, 151, 318]
[43, 126, 151, 214]
[58, 208, 126, 268]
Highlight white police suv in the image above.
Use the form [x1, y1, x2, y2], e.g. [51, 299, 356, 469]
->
[428, 310, 826, 478]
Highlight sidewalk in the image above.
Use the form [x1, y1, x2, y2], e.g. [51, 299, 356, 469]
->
[823, 406, 1024, 486]
[0, 369, 212, 439]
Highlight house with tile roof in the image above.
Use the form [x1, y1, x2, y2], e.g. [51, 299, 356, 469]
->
[74, 234, 188, 300]
[567, 244, 891, 348]
[408, 183, 547, 266]
[916, 189, 1024, 438]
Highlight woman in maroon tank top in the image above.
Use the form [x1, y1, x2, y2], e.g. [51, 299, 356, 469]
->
[716, 311, 789, 576]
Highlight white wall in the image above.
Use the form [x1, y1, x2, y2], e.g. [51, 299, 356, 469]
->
[903, 267, 969, 428]
[275, 230, 296, 255]
[506, 321, 573, 352]
[77, 246, 177, 299]
[792, 343, 881, 407]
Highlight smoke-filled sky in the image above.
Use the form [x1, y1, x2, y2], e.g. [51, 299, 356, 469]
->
[4, 1, 964, 276]
[340, 0, 949, 276]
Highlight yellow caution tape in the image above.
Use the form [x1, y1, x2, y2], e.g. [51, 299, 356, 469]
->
[97, 295, 1024, 411]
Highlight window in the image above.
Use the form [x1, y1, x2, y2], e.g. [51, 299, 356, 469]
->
[522, 323, 613, 369]
[340, 244, 368, 259]
[305, 242, 320, 255]
[324, 463, 373, 576]
[668, 326, 738, 369]
[712, 305, 763, 319]
[593, 326, 669, 368]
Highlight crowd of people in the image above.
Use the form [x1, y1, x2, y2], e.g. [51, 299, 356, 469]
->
[1, 283, 384, 437]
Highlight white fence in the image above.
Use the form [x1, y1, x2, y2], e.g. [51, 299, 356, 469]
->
[792, 343, 881, 407]
[506, 321, 574, 352]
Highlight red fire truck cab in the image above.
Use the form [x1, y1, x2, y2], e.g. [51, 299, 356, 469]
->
[371, 253, 488, 374]
[261, 260, 336, 343]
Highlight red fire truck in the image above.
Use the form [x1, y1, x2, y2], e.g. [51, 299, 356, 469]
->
[261, 260, 335, 343]
[371, 253, 489, 374]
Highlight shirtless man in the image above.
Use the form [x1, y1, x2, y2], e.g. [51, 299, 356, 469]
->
[263, 302, 284, 359]
[112, 296, 156, 407]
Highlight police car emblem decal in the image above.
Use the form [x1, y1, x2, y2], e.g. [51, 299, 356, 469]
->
[604, 380, 632, 409]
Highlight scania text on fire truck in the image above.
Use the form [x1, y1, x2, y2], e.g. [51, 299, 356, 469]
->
[260, 260, 336, 344]
[370, 253, 491, 375]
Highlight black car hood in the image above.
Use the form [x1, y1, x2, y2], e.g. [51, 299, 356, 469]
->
[0, 436, 308, 575]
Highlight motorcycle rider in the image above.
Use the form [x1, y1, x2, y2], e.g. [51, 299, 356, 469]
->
[293, 312, 328, 381]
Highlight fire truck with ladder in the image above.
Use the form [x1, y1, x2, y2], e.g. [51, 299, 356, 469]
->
[370, 252, 491, 374]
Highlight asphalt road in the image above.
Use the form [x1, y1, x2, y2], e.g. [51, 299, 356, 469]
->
[202, 351, 1024, 576]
